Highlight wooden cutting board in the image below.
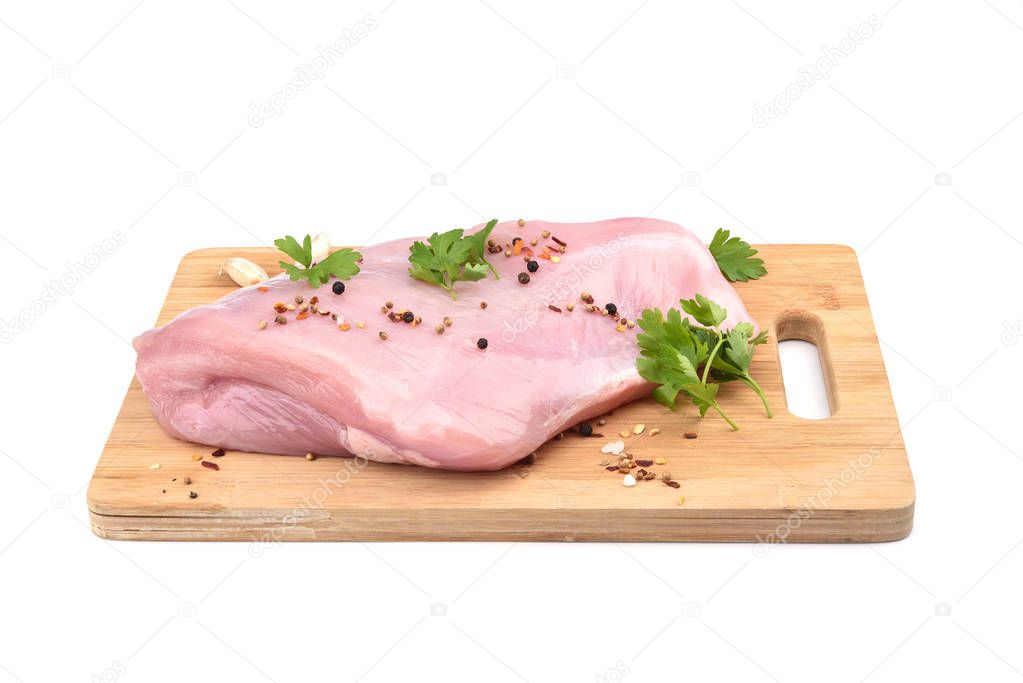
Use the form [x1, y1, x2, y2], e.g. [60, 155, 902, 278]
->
[87, 245, 914, 542]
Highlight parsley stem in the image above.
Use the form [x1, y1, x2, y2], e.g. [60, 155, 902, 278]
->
[741, 376, 772, 418]
[702, 332, 725, 385]
[712, 402, 739, 431]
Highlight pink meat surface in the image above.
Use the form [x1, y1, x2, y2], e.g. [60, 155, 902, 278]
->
[133, 218, 754, 470]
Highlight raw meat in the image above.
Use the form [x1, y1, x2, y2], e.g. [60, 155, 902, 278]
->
[133, 218, 754, 470]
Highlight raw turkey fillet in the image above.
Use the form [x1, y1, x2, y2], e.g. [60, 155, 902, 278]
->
[133, 218, 754, 470]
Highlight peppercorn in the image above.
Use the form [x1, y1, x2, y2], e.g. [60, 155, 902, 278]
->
[605, 303, 618, 316]
[332, 281, 345, 295]
[517, 272, 530, 284]
[477, 338, 488, 350]
[402, 311, 414, 323]
[526, 260, 539, 273]
[580, 423, 593, 437]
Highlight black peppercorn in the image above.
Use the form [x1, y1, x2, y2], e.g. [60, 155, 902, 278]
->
[526, 260, 539, 273]
[332, 281, 345, 295]
[579, 423, 593, 437]
[517, 272, 530, 284]
[477, 338, 488, 350]
[402, 311, 414, 323]
[605, 303, 618, 316]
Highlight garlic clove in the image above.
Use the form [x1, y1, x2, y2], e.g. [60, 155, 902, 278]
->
[220, 257, 269, 287]
[310, 232, 331, 264]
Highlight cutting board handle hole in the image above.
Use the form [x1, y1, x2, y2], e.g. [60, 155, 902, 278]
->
[775, 311, 837, 419]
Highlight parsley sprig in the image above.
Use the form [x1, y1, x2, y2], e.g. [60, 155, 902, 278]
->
[709, 228, 766, 282]
[408, 219, 499, 299]
[274, 234, 361, 288]
[636, 294, 771, 430]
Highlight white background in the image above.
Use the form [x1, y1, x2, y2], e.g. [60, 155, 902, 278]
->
[2, 1, 1022, 681]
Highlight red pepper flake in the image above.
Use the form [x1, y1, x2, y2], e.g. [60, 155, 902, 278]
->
[257, 286, 270, 292]
[201, 460, 220, 471]
[211, 448, 225, 457]
[296, 311, 310, 320]
[548, 305, 562, 313]
[635, 459, 654, 467]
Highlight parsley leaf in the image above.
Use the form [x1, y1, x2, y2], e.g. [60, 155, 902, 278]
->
[274, 234, 361, 288]
[680, 294, 727, 327]
[407, 220, 500, 299]
[635, 294, 772, 430]
[709, 228, 767, 282]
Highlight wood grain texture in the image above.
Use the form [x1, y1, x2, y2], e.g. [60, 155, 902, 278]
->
[87, 245, 915, 542]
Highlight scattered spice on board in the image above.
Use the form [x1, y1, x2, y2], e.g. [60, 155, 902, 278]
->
[257, 320, 268, 330]
[619, 430, 630, 438]
[183, 477, 192, 485]
[305, 452, 316, 461]
[274, 315, 287, 325]
[622, 474, 637, 487]
[633, 423, 645, 435]
[580, 292, 594, 304]
[258, 286, 269, 292]
[635, 459, 654, 468]
[548, 305, 562, 313]
[665, 480, 681, 489]
[517, 218, 525, 227]
[379, 331, 388, 341]
[579, 423, 593, 437]
[515, 453, 535, 466]
[654, 457, 667, 465]
[149, 463, 160, 470]
[601, 440, 625, 455]
[597, 417, 605, 426]
[678, 496, 685, 505]
[566, 303, 575, 312]
[212, 448, 225, 457]
[684, 431, 698, 439]
[201, 460, 220, 471]
[480, 301, 487, 309]
[189, 491, 198, 499]
[649, 428, 661, 437]
[443, 316, 453, 327]
[517, 272, 530, 284]
[606, 465, 620, 472]
[192, 453, 202, 461]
